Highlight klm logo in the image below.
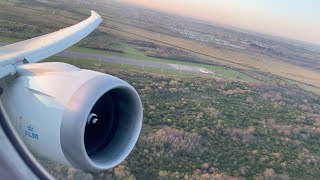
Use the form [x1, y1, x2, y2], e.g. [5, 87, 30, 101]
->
[25, 124, 39, 140]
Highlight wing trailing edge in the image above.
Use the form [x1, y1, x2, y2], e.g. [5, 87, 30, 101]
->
[0, 11, 102, 66]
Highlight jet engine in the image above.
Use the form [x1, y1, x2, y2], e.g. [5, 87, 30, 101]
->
[0, 62, 143, 172]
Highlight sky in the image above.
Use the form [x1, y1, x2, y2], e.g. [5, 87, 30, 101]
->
[121, 0, 320, 44]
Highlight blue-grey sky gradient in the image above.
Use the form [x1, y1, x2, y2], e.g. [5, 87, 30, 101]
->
[122, 0, 320, 44]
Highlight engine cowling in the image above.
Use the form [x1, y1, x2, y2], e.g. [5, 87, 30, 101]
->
[1, 62, 143, 172]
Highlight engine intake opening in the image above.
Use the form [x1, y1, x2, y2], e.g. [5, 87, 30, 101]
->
[83, 86, 142, 169]
[84, 92, 119, 156]
[60, 74, 142, 172]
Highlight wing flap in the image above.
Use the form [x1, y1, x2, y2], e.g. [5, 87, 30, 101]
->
[0, 11, 102, 66]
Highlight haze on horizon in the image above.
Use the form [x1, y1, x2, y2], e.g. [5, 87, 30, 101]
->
[120, 0, 320, 44]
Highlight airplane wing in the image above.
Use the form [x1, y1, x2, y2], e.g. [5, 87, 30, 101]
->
[0, 11, 102, 66]
[0, 9, 142, 175]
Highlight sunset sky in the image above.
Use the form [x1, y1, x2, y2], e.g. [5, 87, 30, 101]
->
[121, 0, 320, 44]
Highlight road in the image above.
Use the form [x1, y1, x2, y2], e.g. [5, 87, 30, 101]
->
[0, 42, 214, 74]
[58, 51, 175, 70]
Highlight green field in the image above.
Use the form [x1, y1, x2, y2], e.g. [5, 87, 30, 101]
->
[45, 56, 219, 79]
[68, 44, 257, 82]
[0, 36, 20, 43]
[0, 0, 16, 6]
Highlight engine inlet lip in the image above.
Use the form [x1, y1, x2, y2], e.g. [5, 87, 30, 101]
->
[60, 74, 142, 172]
[84, 84, 142, 170]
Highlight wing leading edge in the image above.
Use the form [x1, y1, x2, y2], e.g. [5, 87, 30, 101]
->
[0, 11, 102, 66]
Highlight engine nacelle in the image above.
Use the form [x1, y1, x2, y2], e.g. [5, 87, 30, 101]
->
[1, 62, 143, 172]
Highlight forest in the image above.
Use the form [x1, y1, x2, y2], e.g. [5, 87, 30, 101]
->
[39, 60, 320, 180]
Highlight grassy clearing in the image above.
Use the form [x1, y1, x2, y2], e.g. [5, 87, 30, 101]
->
[287, 80, 320, 95]
[45, 56, 215, 79]
[68, 44, 257, 82]
[0, 0, 16, 6]
[0, 36, 21, 43]
[68, 44, 165, 62]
